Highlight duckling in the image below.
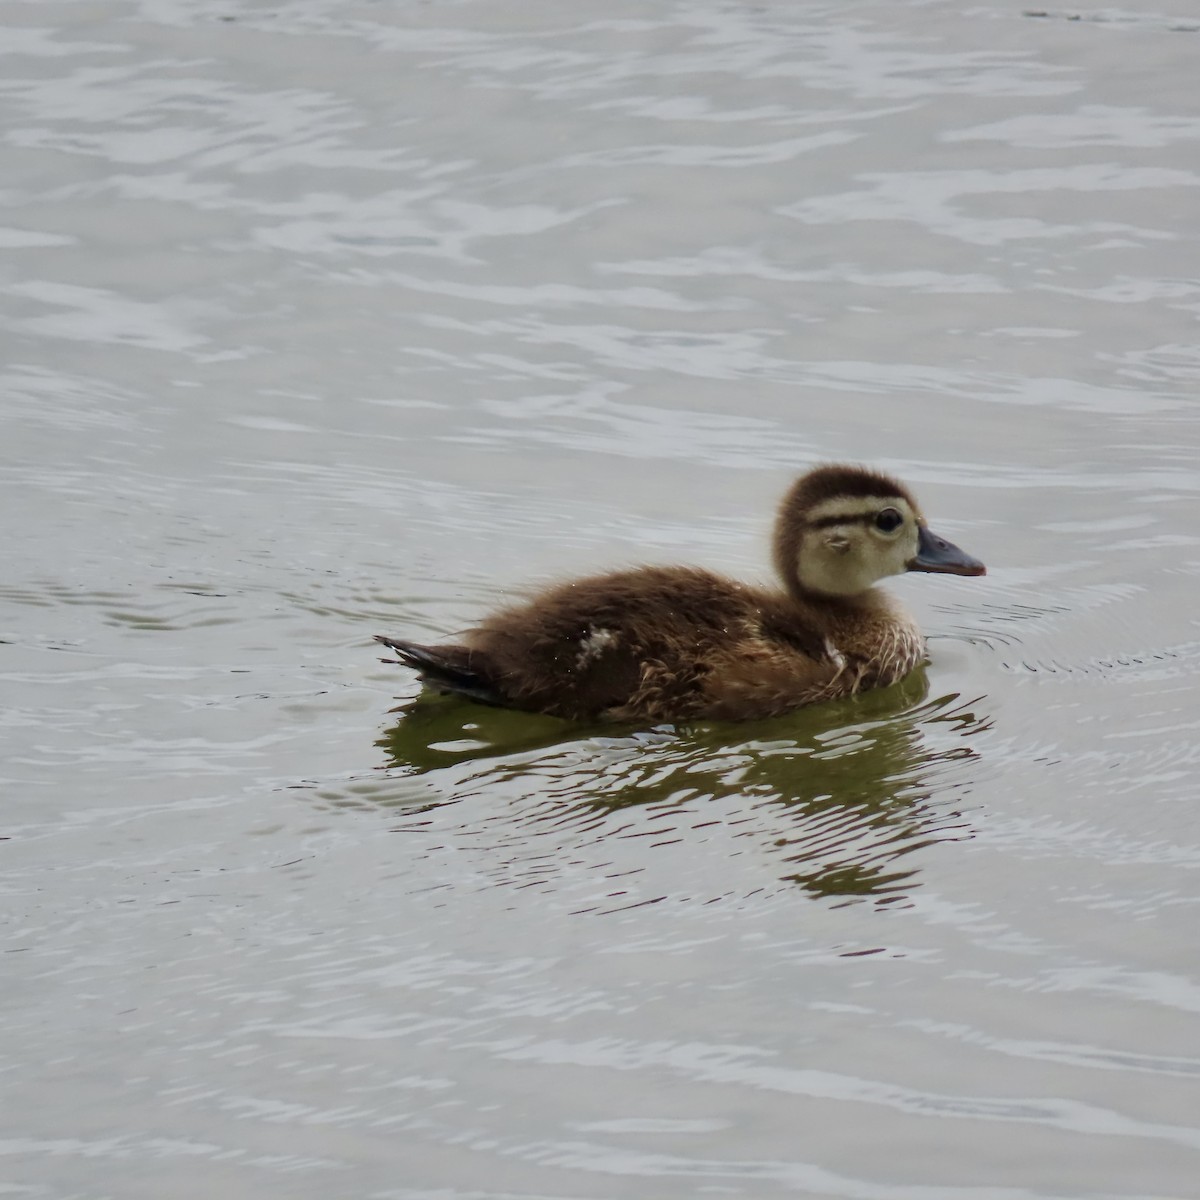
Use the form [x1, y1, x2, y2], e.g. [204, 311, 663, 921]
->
[376, 464, 985, 722]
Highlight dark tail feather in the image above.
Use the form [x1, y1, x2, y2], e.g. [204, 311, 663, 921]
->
[374, 635, 505, 707]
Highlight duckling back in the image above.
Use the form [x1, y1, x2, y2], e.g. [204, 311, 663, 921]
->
[380, 566, 914, 722]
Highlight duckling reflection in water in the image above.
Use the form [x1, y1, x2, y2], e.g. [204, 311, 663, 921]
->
[377, 464, 985, 722]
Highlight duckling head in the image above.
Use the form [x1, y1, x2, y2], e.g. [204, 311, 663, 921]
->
[772, 464, 985, 601]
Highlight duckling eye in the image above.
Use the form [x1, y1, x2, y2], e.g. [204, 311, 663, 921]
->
[874, 507, 903, 534]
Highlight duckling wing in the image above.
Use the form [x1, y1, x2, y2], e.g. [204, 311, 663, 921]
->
[374, 635, 507, 707]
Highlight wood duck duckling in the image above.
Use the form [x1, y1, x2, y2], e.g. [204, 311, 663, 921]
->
[376, 464, 985, 723]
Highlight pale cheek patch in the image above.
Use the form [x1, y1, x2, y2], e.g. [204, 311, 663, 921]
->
[576, 627, 618, 669]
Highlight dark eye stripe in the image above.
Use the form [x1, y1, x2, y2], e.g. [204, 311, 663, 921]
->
[807, 512, 893, 530]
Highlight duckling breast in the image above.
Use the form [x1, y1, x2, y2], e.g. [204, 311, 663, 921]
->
[837, 611, 926, 694]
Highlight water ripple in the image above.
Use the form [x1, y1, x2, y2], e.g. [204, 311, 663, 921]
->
[329, 683, 995, 910]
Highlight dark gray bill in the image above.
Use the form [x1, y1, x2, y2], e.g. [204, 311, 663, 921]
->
[908, 524, 986, 576]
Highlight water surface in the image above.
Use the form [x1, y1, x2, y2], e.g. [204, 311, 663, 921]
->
[3, 2, 1199, 1197]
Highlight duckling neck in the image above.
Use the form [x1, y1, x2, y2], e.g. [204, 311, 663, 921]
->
[783, 578, 886, 613]
[779, 582, 920, 679]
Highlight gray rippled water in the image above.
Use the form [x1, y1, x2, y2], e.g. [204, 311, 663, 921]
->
[3, 2, 1199, 1198]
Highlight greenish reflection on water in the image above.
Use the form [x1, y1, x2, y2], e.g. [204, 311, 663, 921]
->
[374, 669, 991, 906]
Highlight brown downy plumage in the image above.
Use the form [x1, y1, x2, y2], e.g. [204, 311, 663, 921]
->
[376, 464, 985, 722]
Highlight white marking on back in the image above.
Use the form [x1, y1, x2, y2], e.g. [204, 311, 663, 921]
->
[576, 627, 617, 670]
